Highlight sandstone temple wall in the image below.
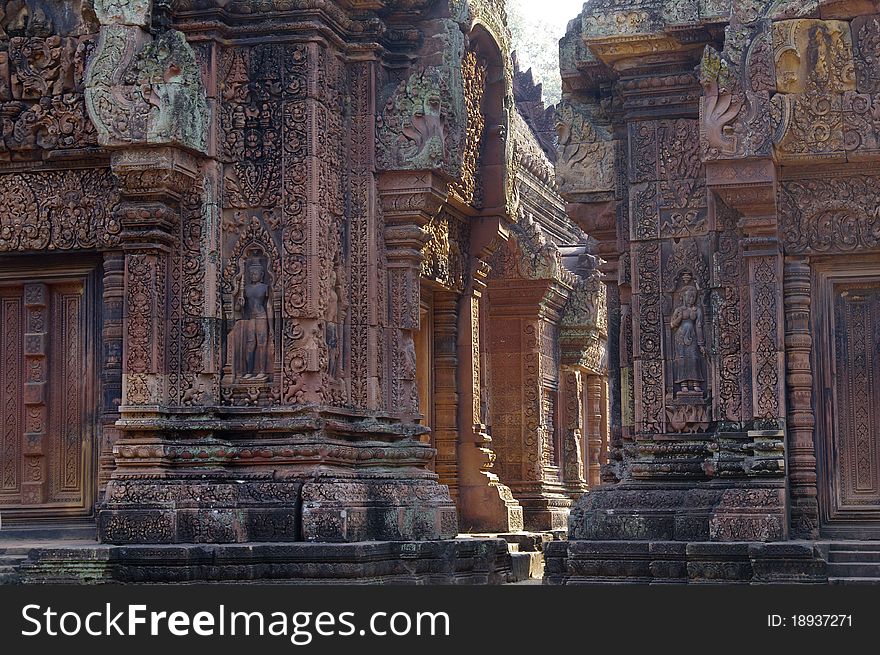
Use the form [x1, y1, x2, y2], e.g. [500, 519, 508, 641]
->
[0, 1, 607, 545]
[549, 0, 880, 583]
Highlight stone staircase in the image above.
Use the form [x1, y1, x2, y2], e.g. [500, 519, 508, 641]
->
[827, 543, 880, 584]
[0, 547, 29, 585]
[499, 532, 560, 584]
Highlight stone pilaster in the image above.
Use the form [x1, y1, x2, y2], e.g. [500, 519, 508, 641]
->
[377, 171, 448, 422]
[487, 274, 571, 531]
[98, 252, 125, 495]
[585, 374, 608, 488]
[432, 291, 461, 504]
[113, 148, 198, 414]
[784, 258, 820, 538]
[560, 368, 587, 495]
[455, 258, 524, 533]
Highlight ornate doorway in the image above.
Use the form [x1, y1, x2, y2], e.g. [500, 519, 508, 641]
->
[0, 268, 97, 521]
[817, 270, 880, 538]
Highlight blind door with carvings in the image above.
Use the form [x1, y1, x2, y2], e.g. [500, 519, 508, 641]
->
[0, 278, 93, 519]
[824, 280, 880, 536]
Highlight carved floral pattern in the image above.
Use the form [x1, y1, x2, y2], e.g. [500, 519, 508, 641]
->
[0, 169, 120, 252]
[779, 176, 880, 254]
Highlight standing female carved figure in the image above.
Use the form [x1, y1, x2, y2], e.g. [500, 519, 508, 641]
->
[670, 276, 706, 394]
[235, 258, 274, 379]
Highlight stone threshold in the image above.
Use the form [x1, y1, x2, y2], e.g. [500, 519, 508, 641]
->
[544, 540, 880, 584]
[5, 538, 516, 585]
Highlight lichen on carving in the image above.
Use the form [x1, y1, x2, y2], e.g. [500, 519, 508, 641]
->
[555, 100, 615, 195]
[377, 67, 460, 172]
[93, 0, 152, 27]
[85, 3, 208, 153]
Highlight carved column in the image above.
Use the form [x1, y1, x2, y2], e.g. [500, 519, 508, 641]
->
[21, 283, 49, 504]
[113, 149, 197, 413]
[613, 284, 632, 482]
[458, 259, 524, 533]
[564, 201, 623, 481]
[560, 368, 587, 495]
[486, 271, 571, 531]
[585, 374, 607, 488]
[705, 161, 788, 541]
[377, 171, 448, 422]
[348, 57, 383, 411]
[98, 252, 125, 494]
[712, 171, 787, 436]
[559, 264, 608, 492]
[784, 258, 820, 538]
[432, 291, 460, 504]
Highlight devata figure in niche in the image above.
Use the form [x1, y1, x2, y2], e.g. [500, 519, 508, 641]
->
[670, 272, 705, 396]
[235, 252, 275, 380]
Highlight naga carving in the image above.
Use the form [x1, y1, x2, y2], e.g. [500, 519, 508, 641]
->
[85, 1, 207, 153]
[377, 67, 460, 172]
[700, 47, 742, 157]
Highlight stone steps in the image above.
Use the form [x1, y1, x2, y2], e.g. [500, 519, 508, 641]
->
[827, 562, 880, 578]
[509, 551, 544, 581]
[466, 532, 555, 583]
[827, 542, 880, 552]
[829, 549, 880, 563]
[0, 547, 32, 557]
[497, 532, 555, 583]
[827, 544, 880, 584]
[829, 577, 880, 585]
[0, 522, 96, 542]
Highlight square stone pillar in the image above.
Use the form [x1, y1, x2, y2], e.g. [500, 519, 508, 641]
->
[456, 260, 524, 533]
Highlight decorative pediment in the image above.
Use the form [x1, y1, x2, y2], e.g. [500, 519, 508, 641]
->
[377, 67, 461, 173]
[85, 1, 208, 153]
[555, 100, 616, 197]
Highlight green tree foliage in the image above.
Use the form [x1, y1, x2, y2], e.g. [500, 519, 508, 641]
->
[506, 0, 584, 105]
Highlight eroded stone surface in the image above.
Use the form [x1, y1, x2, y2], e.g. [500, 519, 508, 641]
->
[553, 0, 880, 583]
[0, 1, 608, 559]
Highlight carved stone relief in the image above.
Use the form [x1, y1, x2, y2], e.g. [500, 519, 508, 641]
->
[556, 100, 615, 196]
[377, 67, 460, 173]
[85, 3, 208, 153]
[779, 175, 880, 254]
[422, 210, 470, 293]
[0, 169, 120, 252]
